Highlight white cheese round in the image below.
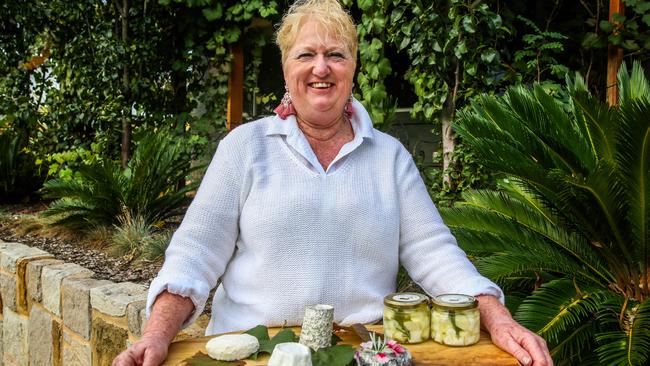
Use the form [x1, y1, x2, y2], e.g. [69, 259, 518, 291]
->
[206, 333, 260, 361]
[268, 342, 312, 366]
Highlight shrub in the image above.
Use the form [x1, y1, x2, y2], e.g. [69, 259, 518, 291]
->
[41, 130, 203, 230]
[442, 62, 650, 365]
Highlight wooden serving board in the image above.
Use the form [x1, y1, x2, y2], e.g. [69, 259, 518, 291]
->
[163, 325, 518, 366]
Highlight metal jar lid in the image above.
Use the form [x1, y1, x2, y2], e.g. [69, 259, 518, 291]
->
[431, 294, 478, 311]
[383, 292, 429, 309]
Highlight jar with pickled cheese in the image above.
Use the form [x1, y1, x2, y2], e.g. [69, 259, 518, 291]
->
[430, 294, 480, 346]
[383, 293, 430, 344]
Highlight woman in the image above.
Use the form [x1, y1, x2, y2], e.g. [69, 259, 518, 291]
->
[114, 1, 552, 365]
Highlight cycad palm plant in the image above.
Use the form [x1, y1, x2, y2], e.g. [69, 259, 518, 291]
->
[442, 62, 650, 365]
[42, 130, 202, 230]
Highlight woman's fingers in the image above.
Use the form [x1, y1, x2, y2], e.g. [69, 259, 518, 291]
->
[490, 321, 553, 366]
[112, 338, 169, 366]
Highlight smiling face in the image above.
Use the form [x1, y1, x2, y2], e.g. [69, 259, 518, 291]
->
[282, 19, 356, 125]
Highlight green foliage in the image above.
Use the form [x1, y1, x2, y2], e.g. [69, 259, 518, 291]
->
[109, 212, 153, 257]
[512, 16, 569, 86]
[1, 0, 279, 192]
[0, 128, 43, 202]
[159, 0, 279, 138]
[142, 229, 174, 261]
[442, 61, 650, 364]
[380, 0, 511, 203]
[353, 0, 397, 128]
[41, 130, 202, 230]
[387, 0, 509, 120]
[184, 352, 244, 366]
[40, 144, 103, 182]
[244, 325, 355, 366]
[246, 327, 298, 359]
[423, 140, 495, 206]
[586, 0, 650, 54]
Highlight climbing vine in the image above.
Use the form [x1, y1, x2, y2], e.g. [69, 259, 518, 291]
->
[345, 0, 397, 128]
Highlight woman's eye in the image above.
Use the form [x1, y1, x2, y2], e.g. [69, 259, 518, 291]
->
[329, 52, 345, 59]
[297, 53, 313, 59]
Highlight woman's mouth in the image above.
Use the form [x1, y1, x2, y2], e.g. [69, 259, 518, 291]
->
[309, 82, 333, 89]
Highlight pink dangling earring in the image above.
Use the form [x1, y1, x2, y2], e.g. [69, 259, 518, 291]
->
[274, 86, 296, 119]
[344, 90, 355, 119]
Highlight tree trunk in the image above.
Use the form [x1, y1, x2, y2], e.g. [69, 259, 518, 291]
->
[441, 94, 456, 190]
[441, 58, 461, 191]
[171, 7, 187, 119]
[120, 0, 131, 168]
[606, 0, 624, 106]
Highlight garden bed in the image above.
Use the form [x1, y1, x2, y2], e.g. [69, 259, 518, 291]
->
[0, 203, 161, 285]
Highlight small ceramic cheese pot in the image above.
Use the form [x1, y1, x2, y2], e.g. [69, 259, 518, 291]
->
[355, 332, 412, 366]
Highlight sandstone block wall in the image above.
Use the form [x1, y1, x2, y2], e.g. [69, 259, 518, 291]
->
[0, 240, 209, 365]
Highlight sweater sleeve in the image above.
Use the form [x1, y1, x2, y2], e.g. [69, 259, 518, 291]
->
[396, 148, 504, 303]
[146, 134, 244, 327]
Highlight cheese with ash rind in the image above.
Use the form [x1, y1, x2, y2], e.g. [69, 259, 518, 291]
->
[206, 333, 260, 361]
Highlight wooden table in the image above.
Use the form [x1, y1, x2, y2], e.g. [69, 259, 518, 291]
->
[162, 325, 519, 365]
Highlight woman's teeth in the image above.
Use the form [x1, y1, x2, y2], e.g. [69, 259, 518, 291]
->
[310, 82, 332, 89]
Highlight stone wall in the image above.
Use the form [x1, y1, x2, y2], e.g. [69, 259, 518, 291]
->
[0, 240, 208, 365]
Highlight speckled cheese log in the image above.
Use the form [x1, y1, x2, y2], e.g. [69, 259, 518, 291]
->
[299, 304, 334, 350]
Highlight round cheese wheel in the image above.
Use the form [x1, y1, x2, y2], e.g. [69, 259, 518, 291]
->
[206, 333, 260, 361]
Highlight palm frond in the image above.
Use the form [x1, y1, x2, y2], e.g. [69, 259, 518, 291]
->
[617, 97, 650, 290]
[472, 252, 593, 286]
[618, 61, 650, 105]
[570, 90, 619, 162]
[443, 188, 613, 285]
[124, 131, 202, 224]
[550, 321, 601, 365]
[595, 298, 650, 366]
[459, 85, 597, 177]
[561, 160, 636, 287]
[627, 299, 650, 365]
[515, 279, 611, 340]
[42, 131, 202, 230]
[42, 197, 114, 230]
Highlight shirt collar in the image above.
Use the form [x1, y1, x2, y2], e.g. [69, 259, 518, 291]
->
[265, 99, 375, 139]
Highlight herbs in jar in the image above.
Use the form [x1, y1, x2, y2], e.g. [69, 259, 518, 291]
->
[430, 294, 480, 346]
[382, 293, 430, 344]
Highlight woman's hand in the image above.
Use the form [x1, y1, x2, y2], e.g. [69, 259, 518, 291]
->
[112, 290, 195, 366]
[477, 295, 553, 366]
[112, 333, 169, 366]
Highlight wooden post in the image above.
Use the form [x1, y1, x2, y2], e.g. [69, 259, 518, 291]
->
[227, 42, 244, 130]
[607, 0, 625, 106]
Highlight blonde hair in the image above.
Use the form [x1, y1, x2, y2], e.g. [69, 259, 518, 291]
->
[276, 0, 358, 64]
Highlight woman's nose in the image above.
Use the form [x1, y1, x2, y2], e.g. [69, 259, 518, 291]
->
[312, 55, 329, 77]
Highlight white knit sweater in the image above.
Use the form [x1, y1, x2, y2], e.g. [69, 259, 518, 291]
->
[147, 100, 503, 335]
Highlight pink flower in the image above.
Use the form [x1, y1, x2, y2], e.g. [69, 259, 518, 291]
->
[387, 340, 405, 354]
[375, 352, 390, 364]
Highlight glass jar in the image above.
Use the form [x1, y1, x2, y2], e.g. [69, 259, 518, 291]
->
[430, 294, 480, 346]
[383, 292, 430, 344]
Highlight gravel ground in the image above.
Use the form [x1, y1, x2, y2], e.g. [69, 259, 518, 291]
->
[0, 203, 161, 285]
